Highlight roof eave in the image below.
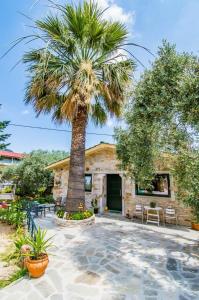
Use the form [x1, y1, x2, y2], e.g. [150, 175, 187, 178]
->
[45, 143, 116, 171]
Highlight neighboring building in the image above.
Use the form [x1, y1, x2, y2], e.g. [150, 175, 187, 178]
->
[46, 143, 192, 226]
[0, 150, 24, 200]
[0, 150, 25, 169]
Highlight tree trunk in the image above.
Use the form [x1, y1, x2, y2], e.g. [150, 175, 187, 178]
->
[66, 106, 88, 212]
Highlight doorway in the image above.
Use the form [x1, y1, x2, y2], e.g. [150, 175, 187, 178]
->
[106, 174, 122, 212]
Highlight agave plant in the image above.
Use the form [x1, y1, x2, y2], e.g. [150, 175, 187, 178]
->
[26, 228, 53, 260]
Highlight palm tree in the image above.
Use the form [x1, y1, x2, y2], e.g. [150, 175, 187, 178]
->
[23, 1, 136, 212]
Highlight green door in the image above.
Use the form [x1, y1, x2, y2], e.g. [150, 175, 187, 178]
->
[107, 174, 122, 212]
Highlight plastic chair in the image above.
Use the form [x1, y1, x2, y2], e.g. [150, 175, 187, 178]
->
[133, 204, 144, 223]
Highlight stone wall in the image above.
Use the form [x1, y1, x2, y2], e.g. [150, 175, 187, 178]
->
[52, 148, 192, 226]
[52, 148, 120, 209]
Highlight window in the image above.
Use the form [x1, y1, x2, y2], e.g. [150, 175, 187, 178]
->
[0, 158, 13, 164]
[135, 174, 171, 197]
[85, 174, 92, 192]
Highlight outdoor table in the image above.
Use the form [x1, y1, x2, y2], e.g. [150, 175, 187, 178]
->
[144, 206, 163, 212]
[37, 204, 55, 216]
[43, 204, 55, 212]
[37, 204, 47, 217]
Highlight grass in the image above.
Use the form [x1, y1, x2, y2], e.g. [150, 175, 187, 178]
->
[0, 268, 27, 289]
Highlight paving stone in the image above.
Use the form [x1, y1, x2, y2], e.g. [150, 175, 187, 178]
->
[64, 294, 84, 300]
[35, 279, 55, 298]
[88, 256, 100, 264]
[95, 252, 104, 258]
[170, 271, 183, 282]
[85, 248, 95, 256]
[105, 264, 120, 274]
[101, 294, 126, 300]
[64, 234, 75, 239]
[51, 293, 64, 300]
[4, 292, 24, 300]
[190, 283, 199, 291]
[167, 257, 178, 271]
[75, 271, 101, 285]
[179, 295, 189, 300]
[47, 269, 64, 291]
[182, 272, 196, 279]
[76, 256, 88, 265]
[24, 290, 44, 300]
[179, 294, 199, 300]
[144, 289, 158, 296]
[100, 258, 109, 265]
[66, 283, 100, 298]
[183, 267, 199, 273]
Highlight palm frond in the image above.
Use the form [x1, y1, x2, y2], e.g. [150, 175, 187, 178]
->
[20, 0, 147, 124]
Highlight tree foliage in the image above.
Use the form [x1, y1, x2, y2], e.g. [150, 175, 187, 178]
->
[174, 149, 199, 222]
[23, 0, 135, 125]
[115, 41, 199, 211]
[2, 150, 68, 197]
[0, 105, 10, 150]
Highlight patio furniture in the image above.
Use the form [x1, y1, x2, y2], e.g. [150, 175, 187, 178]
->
[164, 207, 178, 225]
[45, 203, 55, 212]
[145, 206, 162, 226]
[133, 204, 144, 223]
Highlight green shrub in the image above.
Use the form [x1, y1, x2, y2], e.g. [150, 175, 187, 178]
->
[0, 186, 12, 194]
[66, 211, 93, 220]
[56, 209, 93, 220]
[0, 202, 25, 228]
[56, 209, 65, 218]
[19, 195, 54, 206]
[35, 195, 54, 204]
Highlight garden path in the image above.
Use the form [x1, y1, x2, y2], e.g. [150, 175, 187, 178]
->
[0, 213, 199, 300]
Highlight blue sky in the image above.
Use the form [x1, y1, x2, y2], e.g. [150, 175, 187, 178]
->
[0, 0, 199, 153]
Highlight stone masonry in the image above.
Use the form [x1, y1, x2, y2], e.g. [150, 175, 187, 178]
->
[51, 144, 192, 226]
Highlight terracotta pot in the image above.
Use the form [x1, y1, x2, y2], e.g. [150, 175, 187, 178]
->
[191, 222, 199, 231]
[26, 254, 49, 278]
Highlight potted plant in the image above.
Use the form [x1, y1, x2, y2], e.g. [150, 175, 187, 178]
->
[184, 195, 199, 231]
[24, 228, 53, 278]
[91, 198, 99, 214]
[150, 201, 156, 208]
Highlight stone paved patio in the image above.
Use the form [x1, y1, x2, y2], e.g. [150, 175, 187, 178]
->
[0, 213, 199, 300]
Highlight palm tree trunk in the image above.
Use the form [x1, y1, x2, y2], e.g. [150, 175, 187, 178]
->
[66, 106, 88, 212]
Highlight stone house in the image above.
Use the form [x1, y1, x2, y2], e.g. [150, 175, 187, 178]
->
[46, 143, 192, 226]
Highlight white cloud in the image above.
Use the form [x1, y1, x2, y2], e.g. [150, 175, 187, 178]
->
[96, 0, 135, 25]
[21, 110, 30, 115]
[106, 117, 127, 129]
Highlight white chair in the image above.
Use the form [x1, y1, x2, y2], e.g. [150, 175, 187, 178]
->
[133, 204, 144, 223]
[146, 208, 160, 226]
[165, 207, 178, 225]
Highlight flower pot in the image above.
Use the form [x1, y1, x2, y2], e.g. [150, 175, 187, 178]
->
[191, 222, 199, 231]
[150, 203, 156, 208]
[26, 254, 49, 278]
[94, 207, 99, 214]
